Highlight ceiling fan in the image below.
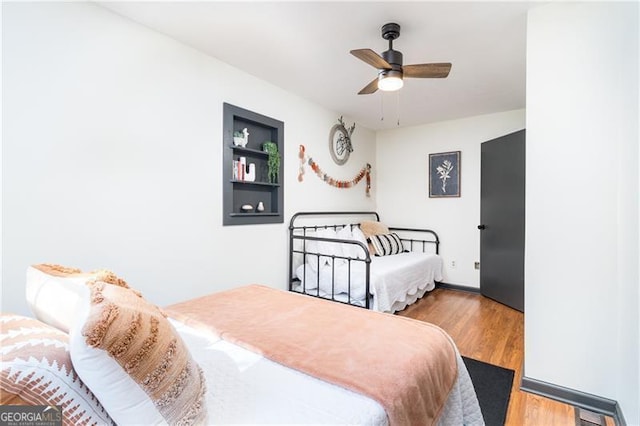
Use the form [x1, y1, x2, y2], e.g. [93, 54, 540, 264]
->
[351, 23, 452, 95]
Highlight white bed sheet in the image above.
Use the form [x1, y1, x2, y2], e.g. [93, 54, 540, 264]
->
[170, 318, 387, 425]
[295, 251, 443, 312]
[170, 318, 484, 425]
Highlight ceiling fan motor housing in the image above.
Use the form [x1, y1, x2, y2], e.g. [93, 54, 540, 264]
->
[382, 49, 403, 69]
[381, 23, 403, 70]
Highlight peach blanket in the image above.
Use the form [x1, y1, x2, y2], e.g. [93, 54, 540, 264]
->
[166, 285, 458, 425]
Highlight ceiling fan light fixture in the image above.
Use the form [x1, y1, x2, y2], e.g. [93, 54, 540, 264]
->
[378, 70, 404, 92]
[351, 22, 451, 95]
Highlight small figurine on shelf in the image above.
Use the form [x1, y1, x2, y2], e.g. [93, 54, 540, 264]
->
[233, 128, 249, 147]
[257, 201, 265, 212]
[262, 141, 280, 184]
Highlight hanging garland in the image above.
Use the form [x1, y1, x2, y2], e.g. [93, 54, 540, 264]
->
[298, 145, 371, 196]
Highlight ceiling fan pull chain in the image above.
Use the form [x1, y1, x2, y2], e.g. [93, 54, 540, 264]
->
[380, 92, 384, 122]
[396, 91, 401, 126]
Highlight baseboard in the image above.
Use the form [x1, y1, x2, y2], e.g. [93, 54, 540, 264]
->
[435, 282, 481, 294]
[521, 376, 625, 425]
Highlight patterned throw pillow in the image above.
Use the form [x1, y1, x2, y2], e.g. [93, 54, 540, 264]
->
[0, 314, 113, 425]
[70, 282, 207, 425]
[370, 233, 406, 256]
[359, 220, 391, 254]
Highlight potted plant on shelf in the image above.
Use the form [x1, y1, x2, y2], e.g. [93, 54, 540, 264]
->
[233, 129, 249, 147]
[262, 141, 280, 184]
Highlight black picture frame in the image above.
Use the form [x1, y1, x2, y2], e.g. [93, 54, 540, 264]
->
[429, 151, 461, 198]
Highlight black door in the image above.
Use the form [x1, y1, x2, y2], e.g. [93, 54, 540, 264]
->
[479, 130, 525, 312]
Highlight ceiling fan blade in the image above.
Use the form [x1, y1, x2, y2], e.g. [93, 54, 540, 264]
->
[403, 63, 452, 78]
[350, 49, 392, 70]
[358, 78, 379, 95]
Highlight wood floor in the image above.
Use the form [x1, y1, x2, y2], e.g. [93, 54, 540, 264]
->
[398, 288, 615, 426]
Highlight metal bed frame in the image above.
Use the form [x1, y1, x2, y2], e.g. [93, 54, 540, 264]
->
[288, 211, 440, 310]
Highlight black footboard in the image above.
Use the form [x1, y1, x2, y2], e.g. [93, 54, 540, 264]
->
[288, 211, 440, 310]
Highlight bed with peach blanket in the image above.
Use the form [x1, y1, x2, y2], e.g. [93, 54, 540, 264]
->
[12, 264, 481, 425]
[166, 285, 484, 425]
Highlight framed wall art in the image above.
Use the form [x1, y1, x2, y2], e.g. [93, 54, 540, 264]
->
[429, 151, 461, 198]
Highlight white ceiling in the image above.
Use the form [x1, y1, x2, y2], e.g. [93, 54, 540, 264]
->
[99, 1, 537, 130]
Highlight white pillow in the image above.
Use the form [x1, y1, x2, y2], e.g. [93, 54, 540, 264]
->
[26, 265, 90, 333]
[26, 264, 137, 333]
[317, 228, 343, 265]
[294, 263, 318, 290]
[302, 230, 318, 253]
[302, 228, 359, 270]
[351, 226, 369, 259]
[336, 226, 352, 239]
[336, 226, 355, 258]
[299, 230, 321, 272]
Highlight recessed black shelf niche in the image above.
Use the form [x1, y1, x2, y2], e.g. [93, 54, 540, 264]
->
[223, 103, 284, 226]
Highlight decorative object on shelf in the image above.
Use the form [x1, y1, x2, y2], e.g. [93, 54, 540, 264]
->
[232, 157, 256, 182]
[262, 141, 280, 183]
[329, 116, 356, 165]
[232, 160, 239, 180]
[244, 163, 256, 182]
[234, 157, 245, 180]
[256, 201, 265, 212]
[298, 145, 371, 196]
[233, 128, 249, 147]
[429, 151, 461, 198]
[241, 204, 254, 213]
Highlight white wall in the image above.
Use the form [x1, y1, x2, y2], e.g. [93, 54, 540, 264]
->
[0, 2, 3, 306]
[376, 110, 525, 287]
[526, 2, 638, 423]
[1, 2, 375, 316]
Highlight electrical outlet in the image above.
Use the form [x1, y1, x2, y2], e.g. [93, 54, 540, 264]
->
[474, 261, 480, 270]
[450, 260, 456, 269]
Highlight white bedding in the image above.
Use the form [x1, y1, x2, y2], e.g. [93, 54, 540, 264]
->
[295, 251, 443, 312]
[170, 318, 484, 425]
